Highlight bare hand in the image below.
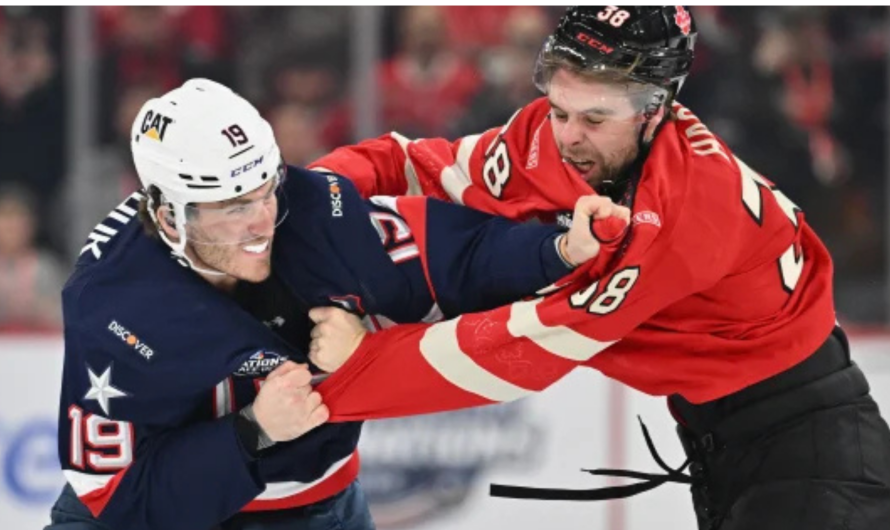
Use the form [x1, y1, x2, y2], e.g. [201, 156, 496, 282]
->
[251, 361, 329, 442]
[560, 195, 631, 266]
[308, 307, 366, 373]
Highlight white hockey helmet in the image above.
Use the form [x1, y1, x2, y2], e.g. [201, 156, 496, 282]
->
[130, 79, 286, 267]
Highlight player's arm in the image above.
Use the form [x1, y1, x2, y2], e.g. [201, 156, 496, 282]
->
[310, 100, 545, 216]
[309, 132, 453, 199]
[62, 281, 326, 530]
[386, 193, 629, 317]
[312, 198, 742, 421]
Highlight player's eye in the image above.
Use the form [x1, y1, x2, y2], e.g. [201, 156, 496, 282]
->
[227, 204, 249, 216]
[585, 116, 604, 126]
[552, 111, 568, 122]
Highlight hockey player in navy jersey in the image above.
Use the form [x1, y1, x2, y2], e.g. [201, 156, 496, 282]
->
[45, 78, 628, 530]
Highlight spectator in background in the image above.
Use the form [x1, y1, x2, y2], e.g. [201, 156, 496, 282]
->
[0, 185, 66, 331]
[266, 56, 339, 111]
[376, 6, 481, 138]
[438, 6, 565, 60]
[96, 6, 232, 144]
[440, 6, 529, 58]
[68, 81, 159, 231]
[264, 53, 343, 154]
[0, 7, 65, 252]
[267, 103, 326, 166]
[233, 7, 350, 107]
[455, 7, 550, 135]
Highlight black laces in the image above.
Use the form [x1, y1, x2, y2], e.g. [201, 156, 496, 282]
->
[490, 417, 692, 501]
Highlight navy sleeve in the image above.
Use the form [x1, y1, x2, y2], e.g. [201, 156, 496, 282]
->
[60, 273, 296, 530]
[376, 196, 572, 317]
[96, 415, 264, 530]
[423, 198, 572, 316]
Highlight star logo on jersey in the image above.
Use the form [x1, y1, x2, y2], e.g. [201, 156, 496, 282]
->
[84, 365, 128, 415]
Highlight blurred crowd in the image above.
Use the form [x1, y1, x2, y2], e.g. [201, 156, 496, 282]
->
[0, 6, 886, 331]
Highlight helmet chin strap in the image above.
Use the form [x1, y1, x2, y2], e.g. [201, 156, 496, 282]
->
[150, 199, 228, 277]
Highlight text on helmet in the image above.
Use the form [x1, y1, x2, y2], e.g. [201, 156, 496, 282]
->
[232, 155, 265, 178]
[141, 111, 174, 142]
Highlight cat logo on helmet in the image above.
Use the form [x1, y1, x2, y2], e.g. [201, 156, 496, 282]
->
[140, 110, 174, 142]
[674, 6, 692, 36]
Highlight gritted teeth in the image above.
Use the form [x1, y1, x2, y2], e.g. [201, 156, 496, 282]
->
[243, 240, 269, 254]
[570, 159, 594, 171]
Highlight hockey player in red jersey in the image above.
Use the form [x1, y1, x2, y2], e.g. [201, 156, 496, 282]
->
[310, 6, 890, 529]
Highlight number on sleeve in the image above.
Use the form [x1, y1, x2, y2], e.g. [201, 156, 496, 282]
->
[68, 405, 84, 469]
[570, 267, 641, 315]
[68, 405, 134, 471]
[483, 141, 511, 199]
[369, 211, 419, 264]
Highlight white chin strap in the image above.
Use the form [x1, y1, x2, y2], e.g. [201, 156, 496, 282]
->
[152, 200, 227, 277]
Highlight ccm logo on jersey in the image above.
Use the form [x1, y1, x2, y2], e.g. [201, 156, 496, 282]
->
[140, 110, 173, 142]
[236, 351, 288, 377]
[326, 174, 343, 217]
[108, 320, 155, 361]
[231, 155, 264, 178]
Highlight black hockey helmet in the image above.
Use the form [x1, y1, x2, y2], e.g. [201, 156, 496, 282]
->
[534, 6, 697, 106]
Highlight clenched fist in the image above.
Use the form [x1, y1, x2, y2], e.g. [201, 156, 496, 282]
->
[559, 195, 631, 266]
[251, 361, 329, 442]
[308, 307, 366, 373]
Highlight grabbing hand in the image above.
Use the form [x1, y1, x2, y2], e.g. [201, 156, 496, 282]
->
[559, 195, 631, 267]
[251, 361, 328, 442]
[308, 307, 367, 373]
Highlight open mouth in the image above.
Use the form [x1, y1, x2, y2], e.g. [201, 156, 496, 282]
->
[567, 158, 595, 174]
[243, 240, 270, 255]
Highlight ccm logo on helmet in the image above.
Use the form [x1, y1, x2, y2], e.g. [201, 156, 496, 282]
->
[575, 32, 614, 54]
[231, 155, 265, 178]
[141, 110, 173, 142]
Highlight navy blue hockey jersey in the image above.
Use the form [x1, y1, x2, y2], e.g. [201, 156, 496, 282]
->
[57, 166, 573, 530]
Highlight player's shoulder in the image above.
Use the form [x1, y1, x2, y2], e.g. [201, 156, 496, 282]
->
[65, 241, 265, 393]
[479, 98, 554, 188]
[282, 165, 364, 217]
[499, 97, 551, 142]
[67, 196, 186, 300]
[638, 104, 751, 243]
[649, 106, 747, 202]
[72, 192, 145, 270]
[65, 224, 214, 336]
[520, 97, 553, 122]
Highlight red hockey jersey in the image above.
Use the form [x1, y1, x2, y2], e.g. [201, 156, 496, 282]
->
[311, 98, 837, 418]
